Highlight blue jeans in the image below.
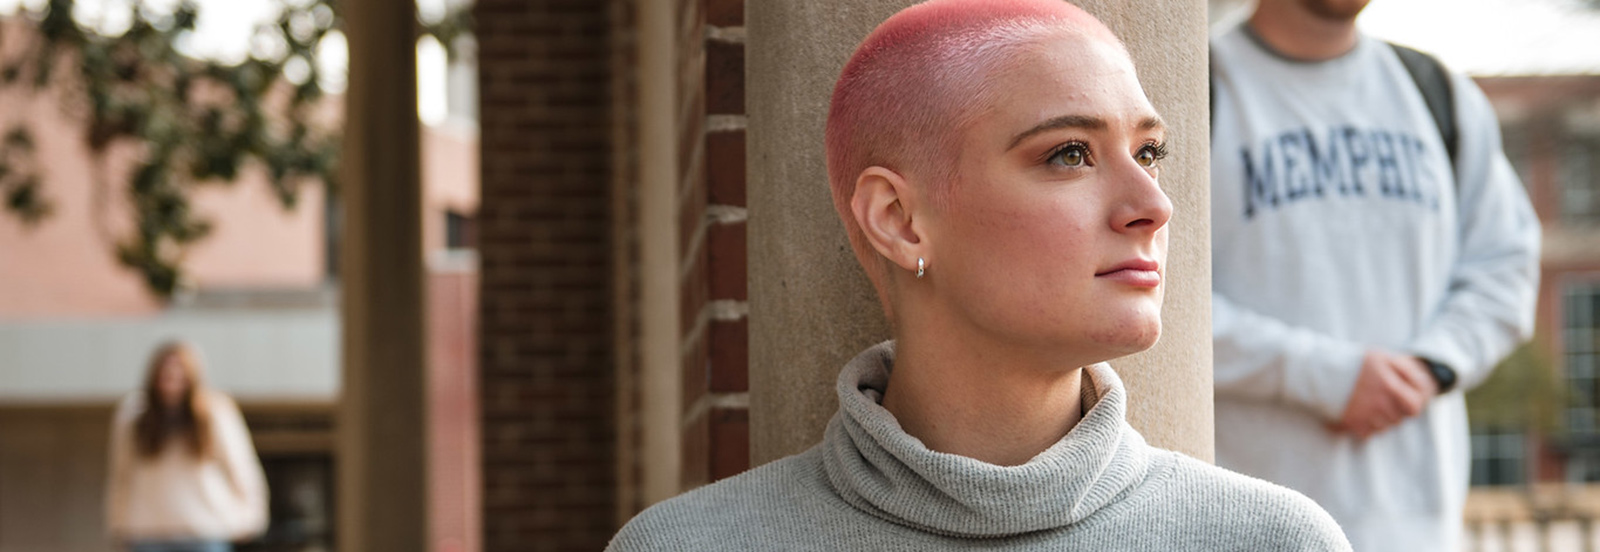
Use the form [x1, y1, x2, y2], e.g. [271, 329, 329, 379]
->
[129, 540, 231, 552]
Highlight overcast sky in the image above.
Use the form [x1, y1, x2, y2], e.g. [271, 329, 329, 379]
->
[1214, 0, 1600, 75]
[1363, 0, 1600, 75]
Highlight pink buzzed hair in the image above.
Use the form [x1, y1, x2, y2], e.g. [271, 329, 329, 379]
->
[824, 0, 1125, 319]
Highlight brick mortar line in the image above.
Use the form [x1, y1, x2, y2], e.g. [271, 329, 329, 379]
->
[709, 298, 749, 321]
[707, 204, 748, 224]
[682, 392, 752, 430]
[677, 205, 746, 282]
[707, 114, 747, 133]
[680, 299, 749, 357]
[705, 25, 746, 44]
[673, 113, 745, 218]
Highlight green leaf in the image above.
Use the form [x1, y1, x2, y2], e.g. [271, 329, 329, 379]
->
[1467, 341, 1565, 433]
[0, 0, 472, 298]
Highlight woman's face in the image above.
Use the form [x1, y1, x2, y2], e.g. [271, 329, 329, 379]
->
[921, 33, 1172, 364]
[156, 355, 189, 409]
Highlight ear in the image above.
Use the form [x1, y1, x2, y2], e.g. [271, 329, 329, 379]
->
[851, 166, 929, 275]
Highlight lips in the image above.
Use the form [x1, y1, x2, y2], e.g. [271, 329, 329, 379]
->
[1095, 259, 1161, 288]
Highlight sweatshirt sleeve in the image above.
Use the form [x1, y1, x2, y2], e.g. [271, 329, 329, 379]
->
[1405, 73, 1540, 390]
[210, 392, 271, 539]
[104, 394, 140, 539]
[1213, 293, 1369, 422]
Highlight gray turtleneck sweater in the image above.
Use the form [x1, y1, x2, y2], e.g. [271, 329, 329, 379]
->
[608, 342, 1351, 551]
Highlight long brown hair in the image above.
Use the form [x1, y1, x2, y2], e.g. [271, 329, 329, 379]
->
[134, 341, 215, 460]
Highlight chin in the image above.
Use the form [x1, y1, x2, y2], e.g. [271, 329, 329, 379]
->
[1120, 319, 1163, 353]
[1084, 312, 1163, 360]
[1304, 0, 1369, 21]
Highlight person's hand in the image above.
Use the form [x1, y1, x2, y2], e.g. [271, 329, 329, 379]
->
[1331, 351, 1438, 439]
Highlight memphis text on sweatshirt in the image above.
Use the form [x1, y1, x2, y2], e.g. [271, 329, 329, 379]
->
[1238, 125, 1446, 220]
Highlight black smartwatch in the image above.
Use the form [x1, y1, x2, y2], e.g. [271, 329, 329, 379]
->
[1418, 357, 1457, 394]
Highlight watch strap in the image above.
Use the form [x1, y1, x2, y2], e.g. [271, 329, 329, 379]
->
[1419, 357, 1458, 394]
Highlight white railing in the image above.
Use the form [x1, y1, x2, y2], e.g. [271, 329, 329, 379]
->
[1464, 485, 1600, 552]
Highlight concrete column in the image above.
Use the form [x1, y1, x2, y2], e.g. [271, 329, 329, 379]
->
[636, 0, 683, 506]
[747, 0, 1213, 465]
[336, 0, 428, 550]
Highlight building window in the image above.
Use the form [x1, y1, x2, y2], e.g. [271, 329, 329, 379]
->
[1559, 135, 1600, 225]
[1565, 281, 1600, 482]
[1471, 429, 1527, 486]
[446, 210, 476, 250]
[324, 193, 342, 280]
[239, 454, 335, 552]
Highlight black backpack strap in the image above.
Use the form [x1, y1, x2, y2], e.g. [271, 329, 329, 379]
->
[1208, 52, 1216, 139]
[1388, 42, 1459, 171]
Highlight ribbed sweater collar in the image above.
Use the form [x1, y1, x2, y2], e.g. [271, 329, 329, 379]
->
[821, 341, 1152, 538]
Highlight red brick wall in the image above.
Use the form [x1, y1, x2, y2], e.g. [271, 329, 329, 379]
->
[429, 268, 481, 552]
[472, 0, 749, 539]
[475, 0, 616, 549]
[679, 0, 749, 490]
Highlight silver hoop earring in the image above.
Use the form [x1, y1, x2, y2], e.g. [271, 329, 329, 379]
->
[916, 257, 926, 279]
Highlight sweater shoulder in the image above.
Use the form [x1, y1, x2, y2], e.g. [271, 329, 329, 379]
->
[1148, 451, 1352, 551]
[606, 449, 832, 551]
[113, 392, 145, 424]
[202, 389, 241, 413]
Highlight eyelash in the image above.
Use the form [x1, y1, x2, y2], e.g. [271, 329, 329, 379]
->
[1144, 141, 1170, 164]
[1044, 140, 1170, 168]
[1045, 141, 1090, 167]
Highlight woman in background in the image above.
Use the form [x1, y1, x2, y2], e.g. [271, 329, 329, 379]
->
[106, 341, 268, 552]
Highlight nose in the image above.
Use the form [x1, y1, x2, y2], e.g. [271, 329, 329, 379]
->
[1110, 164, 1173, 234]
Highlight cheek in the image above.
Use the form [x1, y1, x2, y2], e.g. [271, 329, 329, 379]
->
[941, 195, 1102, 318]
[959, 197, 1096, 273]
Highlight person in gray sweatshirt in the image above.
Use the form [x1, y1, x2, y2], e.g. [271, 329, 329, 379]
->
[608, 1, 1352, 550]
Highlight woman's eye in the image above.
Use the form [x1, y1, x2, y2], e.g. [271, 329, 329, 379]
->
[1136, 142, 1169, 168]
[1048, 144, 1088, 168]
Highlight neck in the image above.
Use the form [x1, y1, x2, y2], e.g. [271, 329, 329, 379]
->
[1248, 1, 1360, 61]
[883, 302, 1088, 466]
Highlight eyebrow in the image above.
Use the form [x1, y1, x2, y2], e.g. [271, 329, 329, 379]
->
[1005, 114, 1167, 151]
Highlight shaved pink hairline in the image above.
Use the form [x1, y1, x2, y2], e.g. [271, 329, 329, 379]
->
[824, 0, 1127, 321]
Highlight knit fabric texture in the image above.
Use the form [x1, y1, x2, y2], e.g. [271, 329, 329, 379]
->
[608, 341, 1352, 551]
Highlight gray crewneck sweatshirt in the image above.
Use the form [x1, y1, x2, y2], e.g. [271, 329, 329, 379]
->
[609, 342, 1351, 551]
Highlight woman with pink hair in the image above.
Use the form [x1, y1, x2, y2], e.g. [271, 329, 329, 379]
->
[609, 1, 1350, 549]
[105, 341, 268, 552]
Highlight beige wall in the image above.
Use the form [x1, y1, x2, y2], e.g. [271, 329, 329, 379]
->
[422, 121, 482, 256]
[0, 76, 480, 319]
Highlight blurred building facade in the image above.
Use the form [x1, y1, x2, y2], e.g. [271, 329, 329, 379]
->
[0, 13, 484, 549]
[1471, 75, 1600, 489]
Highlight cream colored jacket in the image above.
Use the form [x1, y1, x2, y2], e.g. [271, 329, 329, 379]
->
[105, 390, 269, 541]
